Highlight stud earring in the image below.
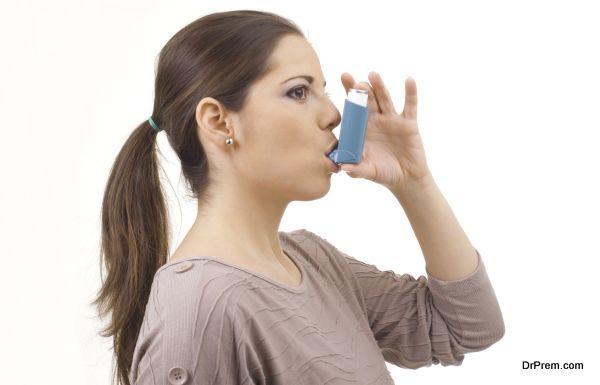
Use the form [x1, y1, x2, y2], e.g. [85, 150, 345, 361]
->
[225, 138, 234, 145]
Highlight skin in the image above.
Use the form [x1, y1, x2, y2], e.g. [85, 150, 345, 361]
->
[169, 34, 341, 285]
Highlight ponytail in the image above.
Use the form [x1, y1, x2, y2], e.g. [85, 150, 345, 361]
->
[91, 119, 169, 385]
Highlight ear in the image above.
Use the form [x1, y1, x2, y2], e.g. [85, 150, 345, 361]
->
[195, 97, 234, 146]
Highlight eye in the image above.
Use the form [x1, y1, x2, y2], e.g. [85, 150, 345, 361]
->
[287, 85, 309, 100]
[287, 85, 332, 101]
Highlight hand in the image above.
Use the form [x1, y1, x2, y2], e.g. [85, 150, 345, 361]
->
[339, 71, 431, 191]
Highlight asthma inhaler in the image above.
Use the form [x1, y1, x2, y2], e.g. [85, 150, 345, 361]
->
[327, 88, 369, 165]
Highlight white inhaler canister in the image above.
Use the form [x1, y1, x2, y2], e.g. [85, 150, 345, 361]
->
[327, 88, 369, 165]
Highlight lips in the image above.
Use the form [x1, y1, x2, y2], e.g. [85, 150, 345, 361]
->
[324, 140, 339, 157]
[323, 140, 340, 172]
[324, 154, 341, 172]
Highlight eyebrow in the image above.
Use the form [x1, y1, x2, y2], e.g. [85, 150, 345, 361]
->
[281, 75, 326, 87]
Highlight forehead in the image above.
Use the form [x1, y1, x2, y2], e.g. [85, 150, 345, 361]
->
[264, 34, 324, 83]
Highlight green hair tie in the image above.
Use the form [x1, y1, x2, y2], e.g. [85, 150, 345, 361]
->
[148, 116, 163, 132]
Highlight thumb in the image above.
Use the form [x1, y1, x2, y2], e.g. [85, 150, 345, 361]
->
[340, 163, 360, 177]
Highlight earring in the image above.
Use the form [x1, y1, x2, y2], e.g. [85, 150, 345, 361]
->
[225, 137, 234, 145]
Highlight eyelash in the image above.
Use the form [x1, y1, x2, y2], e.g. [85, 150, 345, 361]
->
[287, 85, 331, 100]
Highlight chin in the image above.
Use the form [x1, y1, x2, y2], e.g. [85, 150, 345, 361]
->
[304, 175, 332, 200]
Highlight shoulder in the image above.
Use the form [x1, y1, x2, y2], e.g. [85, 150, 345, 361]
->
[279, 228, 355, 278]
[133, 260, 253, 384]
[152, 259, 250, 357]
[152, 259, 251, 326]
[279, 227, 335, 255]
[279, 228, 330, 261]
[280, 228, 347, 260]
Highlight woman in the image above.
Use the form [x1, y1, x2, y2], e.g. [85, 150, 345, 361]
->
[92, 10, 505, 385]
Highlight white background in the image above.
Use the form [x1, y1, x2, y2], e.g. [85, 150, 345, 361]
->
[1, 0, 598, 384]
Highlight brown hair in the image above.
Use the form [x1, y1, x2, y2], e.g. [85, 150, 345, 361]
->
[90, 10, 304, 385]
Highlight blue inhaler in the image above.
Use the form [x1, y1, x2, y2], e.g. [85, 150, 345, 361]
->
[327, 88, 369, 165]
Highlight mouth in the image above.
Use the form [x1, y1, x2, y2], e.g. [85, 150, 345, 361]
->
[324, 140, 339, 157]
[324, 140, 340, 173]
[323, 154, 341, 173]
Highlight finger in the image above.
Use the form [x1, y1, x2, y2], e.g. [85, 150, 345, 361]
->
[340, 162, 362, 177]
[341, 72, 380, 113]
[402, 76, 418, 120]
[340, 72, 356, 95]
[368, 71, 397, 115]
[354, 81, 381, 114]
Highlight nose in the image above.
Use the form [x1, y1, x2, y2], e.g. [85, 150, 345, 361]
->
[323, 101, 341, 131]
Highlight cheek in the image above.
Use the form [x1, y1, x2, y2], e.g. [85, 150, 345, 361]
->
[262, 146, 308, 174]
[259, 124, 311, 165]
[240, 111, 320, 178]
[242, 145, 318, 185]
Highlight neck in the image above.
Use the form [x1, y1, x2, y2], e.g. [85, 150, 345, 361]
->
[182, 178, 290, 264]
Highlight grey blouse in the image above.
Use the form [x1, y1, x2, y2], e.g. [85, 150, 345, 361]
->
[129, 228, 505, 384]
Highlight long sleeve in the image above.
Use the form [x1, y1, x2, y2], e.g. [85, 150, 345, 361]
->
[301, 229, 505, 369]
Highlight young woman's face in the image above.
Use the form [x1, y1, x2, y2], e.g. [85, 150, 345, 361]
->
[226, 34, 342, 201]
